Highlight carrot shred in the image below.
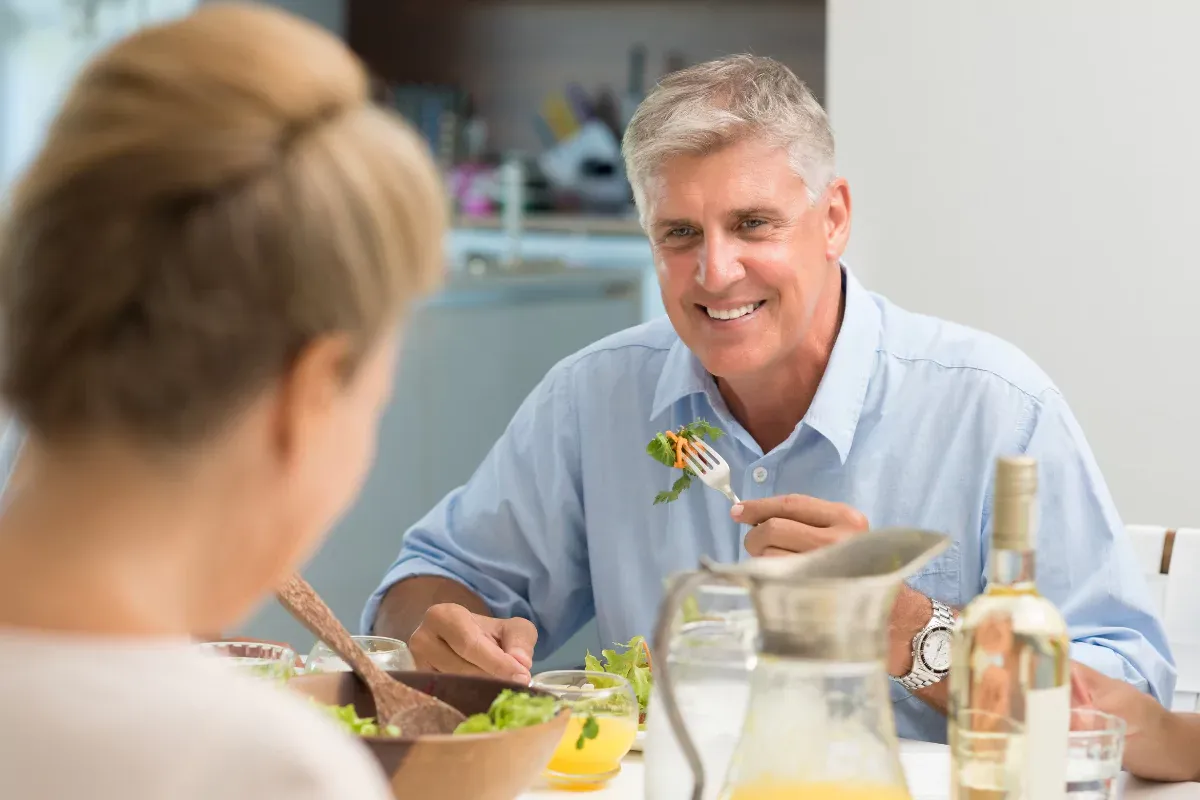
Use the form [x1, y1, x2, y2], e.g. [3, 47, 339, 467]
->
[641, 639, 653, 673]
[664, 429, 686, 468]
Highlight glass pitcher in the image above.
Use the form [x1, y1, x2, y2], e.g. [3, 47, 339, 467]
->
[652, 528, 950, 800]
[645, 582, 758, 800]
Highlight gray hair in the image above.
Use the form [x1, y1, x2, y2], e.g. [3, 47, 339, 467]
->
[622, 54, 836, 225]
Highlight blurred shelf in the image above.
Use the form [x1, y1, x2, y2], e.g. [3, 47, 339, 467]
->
[453, 213, 645, 237]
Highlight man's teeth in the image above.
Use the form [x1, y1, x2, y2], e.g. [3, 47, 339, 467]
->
[705, 301, 763, 321]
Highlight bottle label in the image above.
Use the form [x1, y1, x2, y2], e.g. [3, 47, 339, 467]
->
[1023, 683, 1069, 800]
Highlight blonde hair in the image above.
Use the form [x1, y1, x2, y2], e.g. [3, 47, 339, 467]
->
[622, 54, 835, 224]
[0, 2, 445, 444]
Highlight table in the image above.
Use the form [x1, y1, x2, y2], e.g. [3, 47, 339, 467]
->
[519, 740, 1200, 799]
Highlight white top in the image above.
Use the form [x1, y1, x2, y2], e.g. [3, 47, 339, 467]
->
[0, 630, 393, 800]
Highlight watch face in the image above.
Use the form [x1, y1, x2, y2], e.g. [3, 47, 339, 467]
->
[922, 628, 952, 673]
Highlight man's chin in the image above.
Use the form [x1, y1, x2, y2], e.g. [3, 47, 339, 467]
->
[692, 346, 773, 383]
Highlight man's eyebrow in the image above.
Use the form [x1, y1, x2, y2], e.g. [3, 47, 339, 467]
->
[729, 206, 783, 219]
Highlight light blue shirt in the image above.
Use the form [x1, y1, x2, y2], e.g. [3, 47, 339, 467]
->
[373, 266, 1173, 743]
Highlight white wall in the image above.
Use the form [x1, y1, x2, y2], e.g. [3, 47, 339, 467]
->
[827, 1, 1200, 527]
[0, 0, 195, 191]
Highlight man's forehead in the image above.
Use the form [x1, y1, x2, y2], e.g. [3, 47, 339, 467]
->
[646, 174, 799, 225]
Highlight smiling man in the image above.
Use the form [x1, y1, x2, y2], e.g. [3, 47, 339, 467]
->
[365, 55, 1174, 742]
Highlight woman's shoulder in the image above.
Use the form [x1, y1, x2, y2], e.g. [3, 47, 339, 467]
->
[0, 639, 392, 799]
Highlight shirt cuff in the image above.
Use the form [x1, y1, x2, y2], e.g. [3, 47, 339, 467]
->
[1070, 640, 1156, 696]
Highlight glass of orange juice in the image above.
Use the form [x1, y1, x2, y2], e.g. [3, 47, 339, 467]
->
[531, 669, 639, 790]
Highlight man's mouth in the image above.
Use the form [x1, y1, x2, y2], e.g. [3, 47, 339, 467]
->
[702, 300, 766, 321]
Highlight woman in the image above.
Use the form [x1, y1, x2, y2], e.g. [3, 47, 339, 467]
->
[0, 3, 444, 798]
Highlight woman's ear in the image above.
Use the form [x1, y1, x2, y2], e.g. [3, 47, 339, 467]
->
[268, 334, 355, 468]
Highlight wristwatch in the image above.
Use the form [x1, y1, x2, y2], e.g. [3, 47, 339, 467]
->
[894, 599, 955, 692]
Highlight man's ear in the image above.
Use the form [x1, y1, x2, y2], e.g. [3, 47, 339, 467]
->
[823, 177, 852, 262]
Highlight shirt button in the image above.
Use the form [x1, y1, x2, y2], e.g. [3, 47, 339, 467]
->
[752, 467, 768, 483]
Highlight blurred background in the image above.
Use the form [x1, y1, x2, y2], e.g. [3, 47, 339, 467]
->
[2, 0, 1197, 668]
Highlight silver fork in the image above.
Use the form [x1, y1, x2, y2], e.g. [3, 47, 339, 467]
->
[682, 439, 741, 505]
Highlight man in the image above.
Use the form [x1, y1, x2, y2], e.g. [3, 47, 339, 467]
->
[366, 55, 1173, 743]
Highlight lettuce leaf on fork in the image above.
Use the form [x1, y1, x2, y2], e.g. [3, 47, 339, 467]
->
[646, 419, 725, 504]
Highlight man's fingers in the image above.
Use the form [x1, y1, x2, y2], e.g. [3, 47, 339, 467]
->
[443, 621, 528, 681]
[492, 616, 538, 670]
[408, 613, 492, 677]
[417, 603, 528, 681]
[732, 494, 868, 529]
[1070, 666, 1095, 708]
[743, 518, 833, 556]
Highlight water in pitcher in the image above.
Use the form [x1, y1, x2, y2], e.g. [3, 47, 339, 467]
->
[644, 588, 756, 800]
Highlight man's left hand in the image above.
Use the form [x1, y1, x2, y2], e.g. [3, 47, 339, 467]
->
[732, 494, 869, 557]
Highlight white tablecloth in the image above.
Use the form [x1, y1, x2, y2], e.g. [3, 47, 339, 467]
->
[518, 740, 1200, 799]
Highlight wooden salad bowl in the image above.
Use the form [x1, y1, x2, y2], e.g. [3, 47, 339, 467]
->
[288, 670, 569, 800]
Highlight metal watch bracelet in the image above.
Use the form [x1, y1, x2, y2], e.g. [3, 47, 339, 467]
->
[893, 599, 955, 692]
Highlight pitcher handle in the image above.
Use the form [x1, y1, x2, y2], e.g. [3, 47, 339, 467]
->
[652, 569, 714, 800]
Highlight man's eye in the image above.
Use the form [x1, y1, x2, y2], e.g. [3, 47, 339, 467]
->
[667, 226, 696, 238]
[741, 218, 767, 230]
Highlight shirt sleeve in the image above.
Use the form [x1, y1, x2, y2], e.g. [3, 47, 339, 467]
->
[360, 361, 592, 657]
[997, 388, 1176, 703]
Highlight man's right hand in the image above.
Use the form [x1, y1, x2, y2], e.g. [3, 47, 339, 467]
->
[408, 603, 537, 684]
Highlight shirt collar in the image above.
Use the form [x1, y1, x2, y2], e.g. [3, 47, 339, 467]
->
[649, 265, 882, 464]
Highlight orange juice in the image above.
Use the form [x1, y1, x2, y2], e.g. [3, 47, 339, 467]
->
[546, 714, 639, 775]
[727, 781, 911, 800]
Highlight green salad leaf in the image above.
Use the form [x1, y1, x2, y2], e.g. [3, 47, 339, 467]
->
[452, 688, 560, 735]
[319, 702, 401, 737]
[584, 635, 652, 725]
[575, 714, 600, 750]
[646, 419, 725, 504]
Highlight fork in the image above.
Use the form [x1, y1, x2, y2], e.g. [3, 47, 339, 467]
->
[682, 439, 741, 505]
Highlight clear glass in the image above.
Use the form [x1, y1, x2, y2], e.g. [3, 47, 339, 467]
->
[531, 669, 639, 790]
[646, 588, 756, 800]
[305, 635, 414, 673]
[1066, 710, 1125, 800]
[199, 641, 297, 682]
[949, 710, 1026, 799]
[950, 550, 1072, 800]
[949, 709, 1125, 800]
[720, 657, 912, 800]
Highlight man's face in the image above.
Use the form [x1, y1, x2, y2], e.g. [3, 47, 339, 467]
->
[647, 138, 850, 380]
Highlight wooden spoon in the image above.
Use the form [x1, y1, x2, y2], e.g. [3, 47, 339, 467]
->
[275, 573, 466, 736]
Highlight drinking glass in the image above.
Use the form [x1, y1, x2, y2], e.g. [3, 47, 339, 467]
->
[1067, 709, 1125, 800]
[950, 710, 1026, 798]
[305, 635, 414, 673]
[646, 583, 757, 800]
[531, 669, 640, 790]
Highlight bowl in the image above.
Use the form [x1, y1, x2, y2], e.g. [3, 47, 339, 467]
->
[288, 670, 570, 800]
[199, 640, 299, 681]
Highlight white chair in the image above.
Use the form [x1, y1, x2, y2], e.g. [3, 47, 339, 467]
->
[1125, 525, 1200, 712]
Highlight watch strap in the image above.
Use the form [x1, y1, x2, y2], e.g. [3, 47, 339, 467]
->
[893, 599, 955, 692]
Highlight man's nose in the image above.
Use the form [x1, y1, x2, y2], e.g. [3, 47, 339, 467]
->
[696, 234, 746, 292]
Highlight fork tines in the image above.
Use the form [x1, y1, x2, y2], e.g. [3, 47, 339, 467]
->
[684, 441, 717, 474]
